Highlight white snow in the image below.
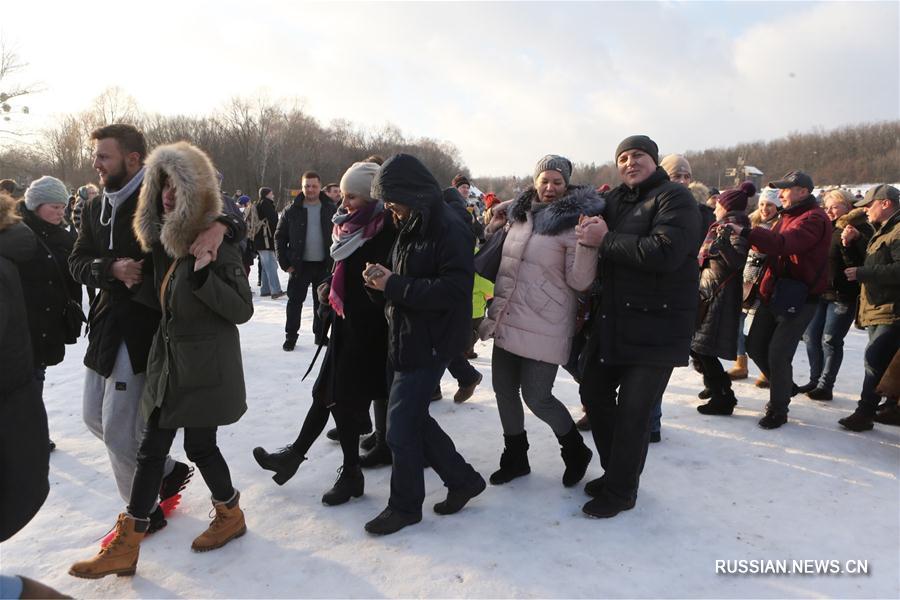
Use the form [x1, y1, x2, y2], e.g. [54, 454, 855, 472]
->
[2, 265, 898, 599]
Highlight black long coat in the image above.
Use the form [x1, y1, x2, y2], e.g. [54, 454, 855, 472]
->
[313, 218, 397, 410]
[691, 212, 750, 360]
[0, 219, 49, 542]
[19, 207, 82, 367]
[584, 167, 701, 368]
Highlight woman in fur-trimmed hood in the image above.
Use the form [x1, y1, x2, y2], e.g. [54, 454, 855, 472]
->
[69, 142, 253, 581]
[479, 154, 603, 489]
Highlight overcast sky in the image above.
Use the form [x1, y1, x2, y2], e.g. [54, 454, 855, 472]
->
[3, 1, 898, 176]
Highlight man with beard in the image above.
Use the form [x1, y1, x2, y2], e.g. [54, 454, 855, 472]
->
[576, 135, 700, 518]
[69, 124, 245, 534]
[362, 154, 485, 535]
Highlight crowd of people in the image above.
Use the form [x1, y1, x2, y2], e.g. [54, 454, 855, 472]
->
[0, 123, 897, 591]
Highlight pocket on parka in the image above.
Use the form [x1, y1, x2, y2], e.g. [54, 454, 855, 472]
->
[172, 334, 220, 389]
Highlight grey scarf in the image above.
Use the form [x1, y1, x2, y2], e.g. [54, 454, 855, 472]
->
[99, 167, 145, 250]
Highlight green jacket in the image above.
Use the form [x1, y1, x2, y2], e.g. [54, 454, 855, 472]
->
[856, 210, 900, 327]
[141, 242, 253, 428]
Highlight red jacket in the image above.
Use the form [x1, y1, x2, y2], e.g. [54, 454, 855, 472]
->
[748, 197, 832, 302]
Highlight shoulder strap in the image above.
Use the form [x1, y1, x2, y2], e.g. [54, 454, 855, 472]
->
[29, 226, 75, 304]
[159, 258, 180, 309]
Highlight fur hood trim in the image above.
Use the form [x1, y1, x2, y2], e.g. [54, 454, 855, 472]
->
[508, 185, 606, 236]
[0, 192, 21, 232]
[135, 142, 222, 258]
[836, 207, 868, 230]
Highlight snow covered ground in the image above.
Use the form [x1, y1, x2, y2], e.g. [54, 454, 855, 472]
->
[2, 266, 898, 599]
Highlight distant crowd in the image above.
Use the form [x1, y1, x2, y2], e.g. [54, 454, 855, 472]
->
[0, 123, 897, 595]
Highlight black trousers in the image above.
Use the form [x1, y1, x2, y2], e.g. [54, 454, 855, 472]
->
[285, 261, 328, 342]
[127, 410, 234, 520]
[292, 400, 371, 468]
[690, 350, 732, 393]
[580, 363, 673, 500]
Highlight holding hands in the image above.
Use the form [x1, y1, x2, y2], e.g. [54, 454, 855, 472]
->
[841, 225, 860, 247]
[575, 214, 608, 248]
[111, 258, 143, 288]
[362, 262, 393, 291]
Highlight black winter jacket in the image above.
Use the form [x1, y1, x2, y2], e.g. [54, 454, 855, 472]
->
[0, 217, 49, 542]
[372, 154, 475, 371]
[251, 196, 279, 251]
[19, 207, 82, 368]
[585, 167, 701, 367]
[691, 212, 750, 360]
[274, 192, 336, 273]
[828, 209, 872, 304]
[313, 218, 397, 409]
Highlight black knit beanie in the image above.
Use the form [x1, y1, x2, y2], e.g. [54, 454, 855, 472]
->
[615, 135, 659, 165]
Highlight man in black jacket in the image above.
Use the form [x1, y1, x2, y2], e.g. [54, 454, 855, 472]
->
[69, 124, 244, 529]
[362, 154, 485, 535]
[274, 171, 336, 350]
[577, 135, 700, 518]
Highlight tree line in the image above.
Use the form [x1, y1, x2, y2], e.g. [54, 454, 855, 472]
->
[0, 88, 466, 209]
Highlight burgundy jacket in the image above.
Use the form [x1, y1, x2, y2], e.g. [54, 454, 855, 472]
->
[748, 196, 832, 302]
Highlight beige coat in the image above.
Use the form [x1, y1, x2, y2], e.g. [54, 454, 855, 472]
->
[480, 186, 604, 365]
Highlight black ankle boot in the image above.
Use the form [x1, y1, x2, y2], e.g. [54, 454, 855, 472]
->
[322, 465, 364, 506]
[252, 445, 305, 485]
[359, 435, 392, 468]
[489, 432, 531, 485]
[558, 425, 593, 487]
[697, 386, 737, 416]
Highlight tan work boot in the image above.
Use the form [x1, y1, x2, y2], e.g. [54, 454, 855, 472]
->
[191, 491, 246, 552]
[728, 355, 749, 380]
[69, 513, 148, 579]
[754, 372, 769, 388]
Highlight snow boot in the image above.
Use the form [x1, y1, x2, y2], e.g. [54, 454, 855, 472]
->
[489, 432, 531, 485]
[191, 491, 246, 552]
[252, 445, 306, 485]
[434, 472, 486, 515]
[101, 505, 166, 549]
[758, 411, 787, 429]
[454, 371, 483, 403]
[69, 513, 147, 579]
[583, 474, 607, 498]
[874, 401, 900, 426]
[727, 355, 748, 380]
[558, 425, 593, 487]
[697, 387, 737, 416]
[582, 490, 636, 519]
[322, 466, 364, 506]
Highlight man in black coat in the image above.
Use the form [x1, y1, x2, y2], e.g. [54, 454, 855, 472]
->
[69, 124, 244, 524]
[274, 171, 336, 350]
[576, 135, 701, 518]
[362, 154, 485, 535]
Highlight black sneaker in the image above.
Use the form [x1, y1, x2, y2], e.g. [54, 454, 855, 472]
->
[794, 381, 817, 395]
[282, 338, 297, 351]
[364, 507, 422, 535]
[758, 413, 788, 429]
[806, 387, 833, 401]
[160, 461, 194, 501]
[434, 473, 486, 515]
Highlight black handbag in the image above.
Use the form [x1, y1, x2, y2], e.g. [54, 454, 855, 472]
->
[473, 224, 508, 282]
[769, 259, 825, 318]
[32, 232, 86, 343]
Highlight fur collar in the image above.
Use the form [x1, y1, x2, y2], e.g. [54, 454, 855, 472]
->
[836, 207, 868, 230]
[0, 193, 20, 232]
[134, 142, 222, 258]
[508, 185, 606, 236]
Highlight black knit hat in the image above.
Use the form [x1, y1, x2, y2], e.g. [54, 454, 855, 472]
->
[451, 174, 470, 189]
[615, 135, 659, 165]
[259, 187, 272, 199]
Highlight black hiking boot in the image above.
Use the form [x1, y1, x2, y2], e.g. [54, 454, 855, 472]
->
[364, 507, 422, 536]
[434, 472, 486, 515]
[322, 466, 364, 506]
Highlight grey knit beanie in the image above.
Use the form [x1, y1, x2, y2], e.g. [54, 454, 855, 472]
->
[533, 154, 573, 185]
[25, 176, 69, 210]
[340, 161, 381, 202]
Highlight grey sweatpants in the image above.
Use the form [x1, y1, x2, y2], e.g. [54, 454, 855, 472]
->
[492, 345, 574, 437]
[83, 342, 174, 504]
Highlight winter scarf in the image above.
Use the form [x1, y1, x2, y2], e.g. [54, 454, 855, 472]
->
[698, 211, 750, 266]
[100, 167, 145, 250]
[328, 200, 386, 317]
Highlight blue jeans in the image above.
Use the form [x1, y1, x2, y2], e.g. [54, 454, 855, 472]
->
[386, 360, 479, 515]
[736, 311, 747, 356]
[857, 323, 900, 416]
[258, 250, 282, 295]
[802, 299, 855, 390]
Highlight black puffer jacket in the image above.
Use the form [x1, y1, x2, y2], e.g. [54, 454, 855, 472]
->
[691, 212, 750, 360]
[0, 203, 49, 542]
[19, 207, 82, 367]
[828, 208, 872, 304]
[584, 167, 701, 367]
[372, 154, 474, 371]
[274, 192, 336, 273]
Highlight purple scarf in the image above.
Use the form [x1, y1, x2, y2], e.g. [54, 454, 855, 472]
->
[328, 201, 385, 318]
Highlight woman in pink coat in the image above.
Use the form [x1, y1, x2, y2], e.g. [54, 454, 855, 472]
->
[481, 155, 605, 488]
